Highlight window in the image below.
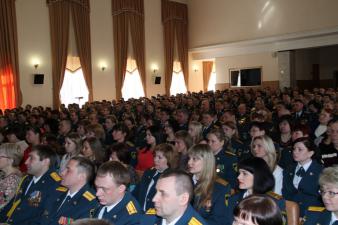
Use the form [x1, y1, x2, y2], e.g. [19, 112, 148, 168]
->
[230, 67, 262, 87]
[0, 65, 16, 111]
[207, 63, 216, 91]
[121, 58, 145, 100]
[170, 61, 187, 96]
[60, 56, 89, 108]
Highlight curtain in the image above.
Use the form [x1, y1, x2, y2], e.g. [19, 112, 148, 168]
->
[70, 0, 93, 102]
[112, 0, 146, 100]
[48, 0, 93, 108]
[47, 0, 70, 109]
[162, 0, 188, 96]
[203, 61, 213, 92]
[0, 0, 21, 111]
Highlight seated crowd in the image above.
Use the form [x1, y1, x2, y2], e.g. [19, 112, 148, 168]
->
[0, 87, 337, 225]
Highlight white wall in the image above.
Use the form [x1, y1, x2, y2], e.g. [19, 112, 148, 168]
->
[16, 0, 168, 107]
[16, 0, 53, 107]
[188, 0, 338, 48]
[215, 52, 278, 84]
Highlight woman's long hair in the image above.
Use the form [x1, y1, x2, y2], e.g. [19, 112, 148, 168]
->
[188, 144, 216, 209]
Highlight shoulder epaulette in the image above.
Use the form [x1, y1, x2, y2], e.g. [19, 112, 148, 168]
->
[307, 206, 325, 212]
[188, 217, 202, 225]
[56, 186, 68, 192]
[225, 151, 236, 156]
[126, 201, 137, 215]
[50, 172, 62, 182]
[126, 141, 135, 147]
[83, 191, 96, 201]
[215, 177, 229, 187]
[267, 191, 282, 200]
[146, 208, 156, 215]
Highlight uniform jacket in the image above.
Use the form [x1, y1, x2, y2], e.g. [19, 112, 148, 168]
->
[193, 179, 231, 225]
[0, 169, 61, 225]
[282, 160, 323, 216]
[214, 149, 238, 188]
[140, 204, 208, 225]
[95, 192, 142, 225]
[303, 207, 332, 225]
[133, 168, 161, 211]
[37, 184, 98, 225]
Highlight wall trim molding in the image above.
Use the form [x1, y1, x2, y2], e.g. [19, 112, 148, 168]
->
[190, 27, 338, 60]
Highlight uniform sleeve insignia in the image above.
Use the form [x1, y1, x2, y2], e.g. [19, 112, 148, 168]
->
[215, 177, 229, 187]
[50, 172, 62, 182]
[188, 217, 202, 225]
[267, 191, 282, 200]
[232, 163, 238, 172]
[83, 191, 96, 201]
[58, 216, 74, 225]
[146, 208, 156, 215]
[307, 206, 325, 212]
[126, 201, 137, 215]
[225, 194, 230, 206]
[56, 186, 68, 192]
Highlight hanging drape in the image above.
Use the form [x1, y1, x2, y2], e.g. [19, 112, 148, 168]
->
[47, 0, 93, 109]
[70, 0, 93, 102]
[112, 0, 146, 100]
[203, 61, 213, 92]
[162, 0, 188, 96]
[0, 0, 21, 111]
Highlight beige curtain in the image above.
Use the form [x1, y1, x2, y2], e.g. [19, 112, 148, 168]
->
[47, 0, 70, 109]
[203, 61, 213, 92]
[162, 0, 188, 96]
[48, 0, 93, 108]
[112, 0, 146, 100]
[70, 0, 93, 102]
[0, 0, 21, 109]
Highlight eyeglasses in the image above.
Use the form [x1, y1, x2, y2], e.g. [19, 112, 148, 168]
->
[319, 189, 338, 198]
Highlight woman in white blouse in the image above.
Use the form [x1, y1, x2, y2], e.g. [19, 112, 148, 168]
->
[251, 135, 283, 195]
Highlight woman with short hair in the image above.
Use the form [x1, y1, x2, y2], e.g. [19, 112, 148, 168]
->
[303, 166, 338, 225]
[0, 143, 22, 209]
[233, 194, 283, 225]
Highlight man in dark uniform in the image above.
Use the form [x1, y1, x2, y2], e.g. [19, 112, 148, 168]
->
[0, 145, 60, 225]
[140, 169, 207, 225]
[38, 157, 98, 225]
[94, 161, 142, 225]
[319, 119, 338, 167]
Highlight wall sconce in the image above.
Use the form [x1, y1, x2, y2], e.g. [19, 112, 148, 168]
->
[193, 65, 199, 72]
[31, 58, 40, 70]
[99, 61, 107, 72]
[151, 64, 159, 75]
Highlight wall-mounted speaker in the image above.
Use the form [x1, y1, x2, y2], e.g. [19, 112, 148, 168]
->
[34, 74, 44, 84]
[154, 76, 161, 84]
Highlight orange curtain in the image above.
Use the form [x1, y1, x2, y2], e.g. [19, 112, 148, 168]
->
[203, 61, 213, 92]
[162, 0, 188, 95]
[0, 0, 21, 111]
[112, 0, 145, 100]
[70, 0, 93, 102]
[47, 0, 70, 109]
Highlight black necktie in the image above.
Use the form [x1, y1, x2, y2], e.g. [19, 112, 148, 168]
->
[296, 167, 305, 177]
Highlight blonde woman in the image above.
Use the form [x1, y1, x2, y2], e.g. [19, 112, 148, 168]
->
[59, 132, 83, 173]
[188, 144, 231, 225]
[0, 143, 22, 209]
[251, 135, 283, 195]
[188, 121, 204, 144]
